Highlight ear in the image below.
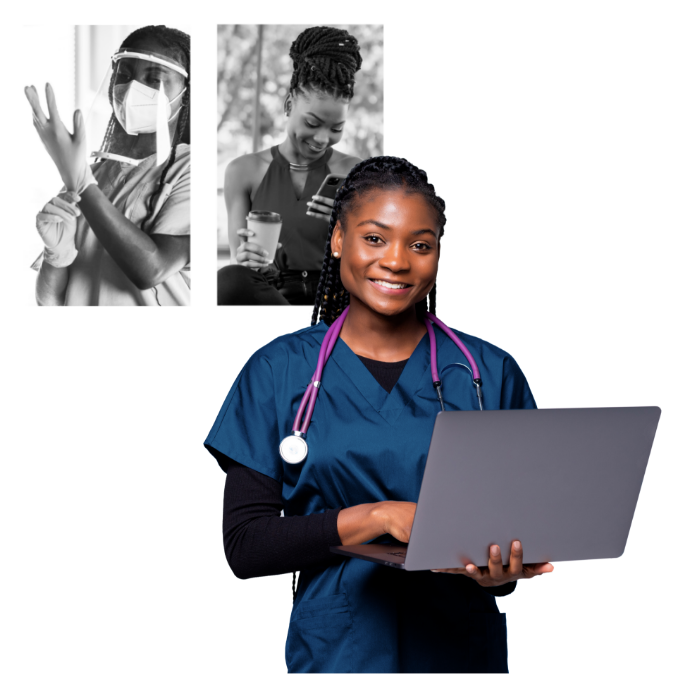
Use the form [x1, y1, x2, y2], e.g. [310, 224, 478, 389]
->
[283, 93, 292, 117]
[331, 221, 344, 258]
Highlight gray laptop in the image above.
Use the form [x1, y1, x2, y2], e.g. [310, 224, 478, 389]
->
[330, 407, 661, 570]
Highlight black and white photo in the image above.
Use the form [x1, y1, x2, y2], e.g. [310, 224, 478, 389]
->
[24, 24, 191, 306]
[216, 24, 383, 305]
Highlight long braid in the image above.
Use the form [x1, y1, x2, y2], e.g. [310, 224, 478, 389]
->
[311, 156, 447, 326]
[95, 26, 191, 230]
[97, 71, 125, 158]
[140, 95, 190, 230]
[289, 26, 362, 100]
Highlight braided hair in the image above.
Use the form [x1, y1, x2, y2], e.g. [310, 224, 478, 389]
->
[289, 26, 362, 100]
[98, 25, 190, 230]
[310, 156, 447, 327]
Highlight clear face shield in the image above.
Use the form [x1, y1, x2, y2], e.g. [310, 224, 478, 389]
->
[85, 48, 188, 167]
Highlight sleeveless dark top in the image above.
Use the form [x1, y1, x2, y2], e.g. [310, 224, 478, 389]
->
[251, 145, 333, 271]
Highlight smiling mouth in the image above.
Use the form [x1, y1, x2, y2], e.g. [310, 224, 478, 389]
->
[371, 279, 412, 290]
[306, 142, 325, 152]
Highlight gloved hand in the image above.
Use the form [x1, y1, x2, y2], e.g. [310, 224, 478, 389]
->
[37, 191, 81, 268]
[25, 83, 97, 195]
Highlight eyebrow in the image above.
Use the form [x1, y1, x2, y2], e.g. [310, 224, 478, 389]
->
[144, 65, 172, 74]
[307, 112, 345, 126]
[119, 63, 171, 77]
[355, 219, 438, 237]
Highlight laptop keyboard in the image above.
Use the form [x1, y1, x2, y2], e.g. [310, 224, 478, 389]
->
[386, 551, 406, 558]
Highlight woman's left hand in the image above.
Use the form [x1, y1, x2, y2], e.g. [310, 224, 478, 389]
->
[432, 540, 554, 587]
[24, 83, 96, 195]
[306, 195, 335, 222]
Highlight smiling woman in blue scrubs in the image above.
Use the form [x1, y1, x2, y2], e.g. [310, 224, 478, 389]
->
[205, 156, 553, 673]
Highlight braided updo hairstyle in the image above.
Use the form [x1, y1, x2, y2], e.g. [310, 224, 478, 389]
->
[311, 157, 447, 327]
[98, 25, 190, 229]
[289, 26, 362, 100]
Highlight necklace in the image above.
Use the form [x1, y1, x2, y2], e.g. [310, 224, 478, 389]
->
[288, 161, 311, 172]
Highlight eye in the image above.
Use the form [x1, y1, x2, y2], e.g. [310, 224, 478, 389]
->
[364, 234, 384, 244]
[364, 234, 432, 250]
[412, 241, 433, 251]
[305, 122, 343, 133]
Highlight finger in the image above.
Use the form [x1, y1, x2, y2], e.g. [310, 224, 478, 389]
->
[236, 229, 255, 237]
[72, 109, 85, 141]
[306, 209, 330, 218]
[43, 201, 80, 221]
[276, 242, 283, 249]
[307, 200, 332, 211]
[42, 200, 81, 220]
[239, 243, 269, 256]
[487, 545, 505, 581]
[237, 252, 272, 265]
[508, 540, 524, 577]
[522, 562, 554, 578]
[45, 83, 61, 122]
[51, 196, 81, 217]
[240, 260, 274, 269]
[306, 211, 330, 222]
[311, 195, 335, 206]
[36, 211, 63, 226]
[24, 86, 48, 126]
[62, 191, 81, 205]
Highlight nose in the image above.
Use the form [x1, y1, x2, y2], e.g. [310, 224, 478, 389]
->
[379, 240, 410, 273]
[312, 129, 330, 146]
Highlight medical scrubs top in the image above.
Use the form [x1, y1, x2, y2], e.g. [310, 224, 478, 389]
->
[33, 144, 191, 306]
[205, 321, 536, 673]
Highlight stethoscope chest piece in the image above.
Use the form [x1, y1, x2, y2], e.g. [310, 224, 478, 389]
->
[280, 433, 308, 464]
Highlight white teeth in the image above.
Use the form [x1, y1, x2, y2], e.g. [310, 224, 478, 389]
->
[373, 280, 409, 289]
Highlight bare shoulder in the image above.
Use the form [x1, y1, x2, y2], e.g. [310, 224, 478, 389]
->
[225, 148, 273, 191]
[329, 150, 363, 176]
[226, 150, 269, 173]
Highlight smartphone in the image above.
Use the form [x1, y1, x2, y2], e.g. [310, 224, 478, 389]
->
[308, 173, 346, 213]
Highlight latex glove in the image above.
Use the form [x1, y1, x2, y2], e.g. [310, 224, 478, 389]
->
[37, 191, 81, 268]
[25, 83, 97, 195]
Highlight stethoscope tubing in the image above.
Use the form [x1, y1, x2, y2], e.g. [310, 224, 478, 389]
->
[293, 307, 483, 437]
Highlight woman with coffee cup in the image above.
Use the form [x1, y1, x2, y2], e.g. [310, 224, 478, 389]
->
[218, 26, 363, 305]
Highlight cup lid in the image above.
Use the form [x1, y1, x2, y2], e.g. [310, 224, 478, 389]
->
[247, 210, 282, 223]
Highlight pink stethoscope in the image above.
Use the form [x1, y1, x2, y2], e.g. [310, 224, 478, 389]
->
[279, 306, 484, 464]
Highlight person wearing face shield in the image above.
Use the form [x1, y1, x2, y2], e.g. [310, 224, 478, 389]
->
[25, 25, 191, 306]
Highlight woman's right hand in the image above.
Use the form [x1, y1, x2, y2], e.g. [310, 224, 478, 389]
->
[37, 191, 81, 268]
[373, 501, 417, 543]
[234, 228, 281, 268]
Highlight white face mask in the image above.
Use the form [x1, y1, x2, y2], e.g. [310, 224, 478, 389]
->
[113, 80, 185, 135]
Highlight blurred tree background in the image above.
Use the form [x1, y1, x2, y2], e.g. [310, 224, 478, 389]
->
[217, 24, 383, 257]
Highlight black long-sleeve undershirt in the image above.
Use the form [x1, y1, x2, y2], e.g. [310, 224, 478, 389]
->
[218, 355, 516, 596]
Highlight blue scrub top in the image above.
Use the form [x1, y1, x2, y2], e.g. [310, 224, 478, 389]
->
[205, 321, 536, 673]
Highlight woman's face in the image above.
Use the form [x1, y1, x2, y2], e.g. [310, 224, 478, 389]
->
[115, 60, 186, 104]
[116, 38, 187, 115]
[286, 89, 349, 162]
[332, 188, 441, 318]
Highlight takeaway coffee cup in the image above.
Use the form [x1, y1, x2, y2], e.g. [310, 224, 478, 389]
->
[246, 210, 282, 269]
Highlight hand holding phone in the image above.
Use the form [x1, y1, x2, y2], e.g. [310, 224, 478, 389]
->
[306, 173, 346, 223]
